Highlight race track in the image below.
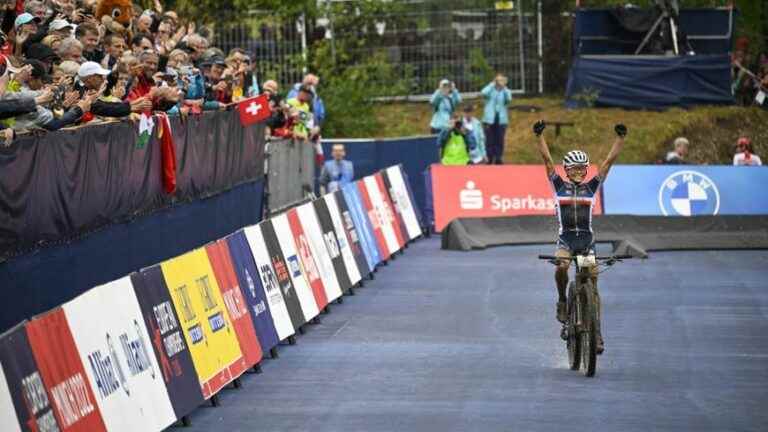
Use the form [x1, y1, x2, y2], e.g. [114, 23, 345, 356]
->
[177, 238, 768, 432]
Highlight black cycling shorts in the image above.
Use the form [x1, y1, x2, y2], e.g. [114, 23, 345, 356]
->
[557, 231, 595, 254]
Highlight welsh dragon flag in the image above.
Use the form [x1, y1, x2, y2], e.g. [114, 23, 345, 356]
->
[156, 113, 177, 194]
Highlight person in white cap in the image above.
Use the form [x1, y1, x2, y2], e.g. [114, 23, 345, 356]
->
[429, 78, 461, 133]
[48, 19, 75, 38]
[75, 61, 152, 118]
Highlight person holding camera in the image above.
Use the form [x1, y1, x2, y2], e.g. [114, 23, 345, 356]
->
[481, 73, 512, 164]
[436, 115, 477, 166]
[429, 78, 461, 134]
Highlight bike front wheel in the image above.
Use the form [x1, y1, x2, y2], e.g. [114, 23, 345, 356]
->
[580, 281, 597, 377]
[566, 282, 580, 371]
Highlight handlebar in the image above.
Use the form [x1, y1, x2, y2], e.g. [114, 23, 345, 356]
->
[538, 254, 634, 261]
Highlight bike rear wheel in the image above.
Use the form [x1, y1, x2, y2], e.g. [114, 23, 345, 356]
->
[580, 281, 597, 377]
[566, 282, 580, 370]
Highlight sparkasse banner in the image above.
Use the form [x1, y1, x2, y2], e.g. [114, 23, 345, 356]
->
[431, 164, 602, 231]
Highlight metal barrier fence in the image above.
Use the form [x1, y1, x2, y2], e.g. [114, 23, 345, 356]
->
[264, 138, 316, 216]
[212, 3, 544, 96]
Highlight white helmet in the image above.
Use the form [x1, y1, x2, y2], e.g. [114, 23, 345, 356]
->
[563, 150, 589, 168]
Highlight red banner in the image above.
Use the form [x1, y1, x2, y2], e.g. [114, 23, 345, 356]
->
[431, 164, 603, 231]
[206, 241, 263, 367]
[287, 209, 329, 310]
[25, 309, 106, 432]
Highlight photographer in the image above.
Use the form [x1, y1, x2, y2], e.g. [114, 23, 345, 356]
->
[429, 78, 461, 133]
[436, 115, 476, 166]
[481, 73, 512, 164]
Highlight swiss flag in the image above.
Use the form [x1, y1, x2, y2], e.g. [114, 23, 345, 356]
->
[237, 94, 271, 127]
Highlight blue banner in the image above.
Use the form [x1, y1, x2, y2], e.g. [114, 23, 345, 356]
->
[603, 166, 768, 216]
[342, 183, 380, 269]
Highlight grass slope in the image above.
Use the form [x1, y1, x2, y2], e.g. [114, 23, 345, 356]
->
[371, 96, 768, 164]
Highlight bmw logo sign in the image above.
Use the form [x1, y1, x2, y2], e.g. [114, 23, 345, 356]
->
[658, 170, 720, 216]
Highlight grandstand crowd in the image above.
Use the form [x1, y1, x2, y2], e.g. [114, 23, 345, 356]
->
[0, 0, 324, 146]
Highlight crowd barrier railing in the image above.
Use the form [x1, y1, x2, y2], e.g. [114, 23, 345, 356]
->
[428, 164, 768, 231]
[0, 164, 422, 431]
[0, 111, 266, 261]
[265, 138, 316, 216]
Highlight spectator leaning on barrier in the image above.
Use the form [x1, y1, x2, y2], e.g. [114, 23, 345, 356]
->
[437, 115, 476, 166]
[287, 73, 325, 126]
[286, 85, 319, 141]
[665, 137, 689, 164]
[429, 78, 461, 134]
[733, 136, 762, 166]
[461, 103, 486, 164]
[481, 73, 512, 165]
[319, 143, 354, 193]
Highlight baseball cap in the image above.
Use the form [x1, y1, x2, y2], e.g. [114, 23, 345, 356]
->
[14, 13, 40, 29]
[49, 19, 74, 32]
[737, 137, 751, 146]
[78, 61, 111, 78]
[440, 79, 451, 86]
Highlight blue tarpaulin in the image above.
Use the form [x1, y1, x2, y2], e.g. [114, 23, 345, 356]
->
[565, 54, 733, 109]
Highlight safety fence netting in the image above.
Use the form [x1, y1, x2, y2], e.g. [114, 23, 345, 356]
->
[441, 215, 768, 256]
[0, 164, 423, 431]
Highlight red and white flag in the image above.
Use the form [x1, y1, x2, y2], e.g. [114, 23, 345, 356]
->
[237, 94, 271, 127]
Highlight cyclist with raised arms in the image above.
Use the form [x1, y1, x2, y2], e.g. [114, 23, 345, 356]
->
[532, 120, 627, 354]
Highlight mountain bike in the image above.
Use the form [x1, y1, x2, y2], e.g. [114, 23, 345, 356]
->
[538, 253, 633, 377]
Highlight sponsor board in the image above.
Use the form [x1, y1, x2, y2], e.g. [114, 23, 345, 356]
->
[0, 361, 21, 432]
[313, 198, 354, 293]
[364, 175, 402, 254]
[25, 309, 106, 431]
[431, 164, 603, 231]
[603, 165, 768, 216]
[206, 241, 263, 367]
[260, 220, 308, 329]
[296, 203, 344, 302]
[224, 231, 281, 353]
[342, 182, 381, 270]
[356, 180, 391, 260]
[160, 249, 247, 398]
[243, 225, 295, 340]
[131, 267, 205, 418]
[0, 322, 62, 432]
[63, 278, 176, 432]
[375, 173, 407, 248]
[271, 214, 321, 320]
[286, 209, 329, 310]
[384, 166, 422, 241]
[326, 192, 368, 280]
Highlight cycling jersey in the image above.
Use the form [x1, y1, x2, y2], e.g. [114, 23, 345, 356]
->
[549, 172, 601, 235]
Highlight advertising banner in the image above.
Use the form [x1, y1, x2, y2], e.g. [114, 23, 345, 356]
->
[0, 362, 20, 432]
[330, 190, 372, 276]
[62, 278, 176, 432]
[0, 322, 61, 432]
[365, 175, 403, 254]
[224, 231, 280, 353]
[271, 214, 321, 320]
[431, 164, 603, 231]
[160, 249, 247, 398]
[205, 241, 263, 367]
[356, 180, 391, 261]
[341, 183, 381, 270]
[384, 166, 422, 241]
[322, 193, 363, 284]
[375, 173, 407, 248]
[130, 267, 204, 419]
[312, 198, 353, 293]
[286, 209, 329, 310]
[243, 225, 295, 341]
[259, 220, 308, 330]
[602, 165, 768, 216]
[25, 309, 106, 431]
[296, 203, 344, 302]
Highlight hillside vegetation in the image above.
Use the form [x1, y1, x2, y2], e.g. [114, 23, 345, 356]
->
[368, 96, 768, 165]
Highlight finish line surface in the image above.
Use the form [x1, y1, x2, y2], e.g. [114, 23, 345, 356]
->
[175, 238, 768, 432]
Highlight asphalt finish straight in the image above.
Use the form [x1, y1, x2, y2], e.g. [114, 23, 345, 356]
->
[175, 238, 768, 432]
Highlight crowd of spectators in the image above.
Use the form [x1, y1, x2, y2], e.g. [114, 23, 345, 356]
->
[662, 135, 761, 166]
[731, 37, 768, 108]
[0, 0, 327, 147]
